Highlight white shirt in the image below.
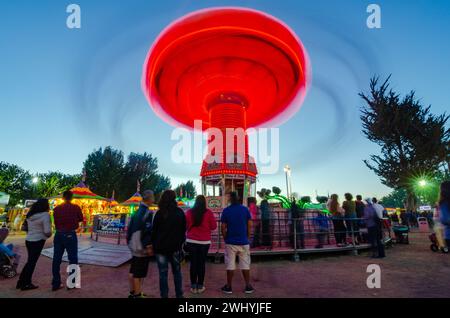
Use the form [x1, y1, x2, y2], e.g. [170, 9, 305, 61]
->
[373, 203, 384, 219]
[26, 212, 52, 242]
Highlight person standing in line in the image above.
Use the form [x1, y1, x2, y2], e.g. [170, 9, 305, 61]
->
[355, 195, 366, 242]
[313, 212, 329, 248]
[260, 197, 271, 250]
[438, 181, 450, 248]
[248, 197, 260, 248]
[16, 199, 52, 291]
[220, 192, 254, 294]
[342, 193, 359, 245]
[372, 198, 385, 219]
[364, 198, 385, 258]
[289, 199, 305, 249]
[372, 198, 387, 238]
[185, 195, 217, 294]
[151, 190, 186, 298]
[327, 194, 347, 247]
[51, 190, 83, 291]
[126, 190, 155, 298]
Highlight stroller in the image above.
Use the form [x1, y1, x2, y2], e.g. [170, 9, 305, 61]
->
[429, 223, 449, 253]
[393, 225, 409, 244]
[0, 228, 19, 278]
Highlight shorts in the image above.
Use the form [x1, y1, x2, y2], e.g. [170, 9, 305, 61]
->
[224, 244, 251, 271]
[129, 256, 150, 278]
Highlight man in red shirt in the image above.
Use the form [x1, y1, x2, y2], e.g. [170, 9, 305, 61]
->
[51, 190, 83, 291]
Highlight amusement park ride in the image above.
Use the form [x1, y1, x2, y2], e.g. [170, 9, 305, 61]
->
[143, 7, 309, 207]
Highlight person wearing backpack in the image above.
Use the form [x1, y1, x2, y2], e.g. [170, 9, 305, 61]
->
[364, 198, 385, 258]
[126, 190, 155, 298]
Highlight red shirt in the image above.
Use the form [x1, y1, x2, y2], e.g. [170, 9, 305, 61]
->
[53, 203, 83, 232]
[186, 208, 217, 243]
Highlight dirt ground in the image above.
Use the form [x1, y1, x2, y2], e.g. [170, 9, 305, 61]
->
[1, 230, 449, 298]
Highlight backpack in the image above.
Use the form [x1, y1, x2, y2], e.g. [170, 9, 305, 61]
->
[128, 210, 152, 257]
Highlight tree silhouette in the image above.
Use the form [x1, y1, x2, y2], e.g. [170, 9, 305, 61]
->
[174, 180, 197, 199]
[360, 76, 449, 210]
[83, 147, 125, 199]
[0, 162, 32, 205]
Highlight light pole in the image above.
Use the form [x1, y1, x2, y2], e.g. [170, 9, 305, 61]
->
[32, 176, 39, 199]
[284, 165, 291, 199]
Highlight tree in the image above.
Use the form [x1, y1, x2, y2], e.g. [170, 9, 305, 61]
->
[300, 196, 311, 203]
[121, 152, 170, 201]
[83, 147, 125, 199]
[174, 180, 197, 199]
[153, 175, 172, 195]
[257, 188, 271, 199]
[0, 162, 32, 206]
[360, 76, 449, 211]
[316, 196, 328, 204]
[35, 172, 81, 198]
[272, 186, 282, 195]
[381, 188, 407, 208]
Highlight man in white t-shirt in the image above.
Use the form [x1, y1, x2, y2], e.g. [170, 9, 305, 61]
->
[372, 198, 385, 219]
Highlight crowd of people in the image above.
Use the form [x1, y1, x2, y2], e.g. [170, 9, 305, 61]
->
[126, 189, 254, 298]
[1, 181, 449, 298]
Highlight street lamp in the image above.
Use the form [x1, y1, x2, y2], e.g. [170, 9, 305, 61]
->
[31, 176, 39, 199]
[284, 165, 291, 199]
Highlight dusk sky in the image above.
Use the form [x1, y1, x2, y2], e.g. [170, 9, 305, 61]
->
[1, 0, 449, 200]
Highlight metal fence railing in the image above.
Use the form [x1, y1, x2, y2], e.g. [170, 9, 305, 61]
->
[88, 209, 392, 256]
[210, 212, 391, 254]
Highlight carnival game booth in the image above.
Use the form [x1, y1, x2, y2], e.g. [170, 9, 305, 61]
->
[119, 191, 158, 215]
[50, 182, 108, 232]
[92, 192, 159, 245]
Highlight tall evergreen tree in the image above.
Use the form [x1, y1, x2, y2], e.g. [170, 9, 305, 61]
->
[360, 76, 449, 210]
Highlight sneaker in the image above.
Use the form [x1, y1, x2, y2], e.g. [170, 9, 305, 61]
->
[197, 286, 206, 294]
[21, 284, 39, 291]
[52, 285, 63, 292]
[190, 288, 198, 294]
[244, 285, 255, 294]
[134, 292, 147, 298]
[221, 285, 232, 294]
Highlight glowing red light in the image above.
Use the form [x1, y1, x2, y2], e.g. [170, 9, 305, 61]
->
[142, 7, 310, 130]
[142, 7, 310, 178]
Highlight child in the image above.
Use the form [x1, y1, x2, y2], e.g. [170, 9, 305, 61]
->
[0, 227, 19, 265]
[313, 213, 329, 248]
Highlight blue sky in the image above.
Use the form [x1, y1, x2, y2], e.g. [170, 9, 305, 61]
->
[1, 0, 449, 200]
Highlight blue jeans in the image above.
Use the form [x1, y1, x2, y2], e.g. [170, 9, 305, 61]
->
[0, 243, 14, 257]
[52, 231, 78, 288]
[156, 252, 183, 298]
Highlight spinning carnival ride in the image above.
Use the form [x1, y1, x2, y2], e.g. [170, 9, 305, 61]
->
[143, 7, 309, 207]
